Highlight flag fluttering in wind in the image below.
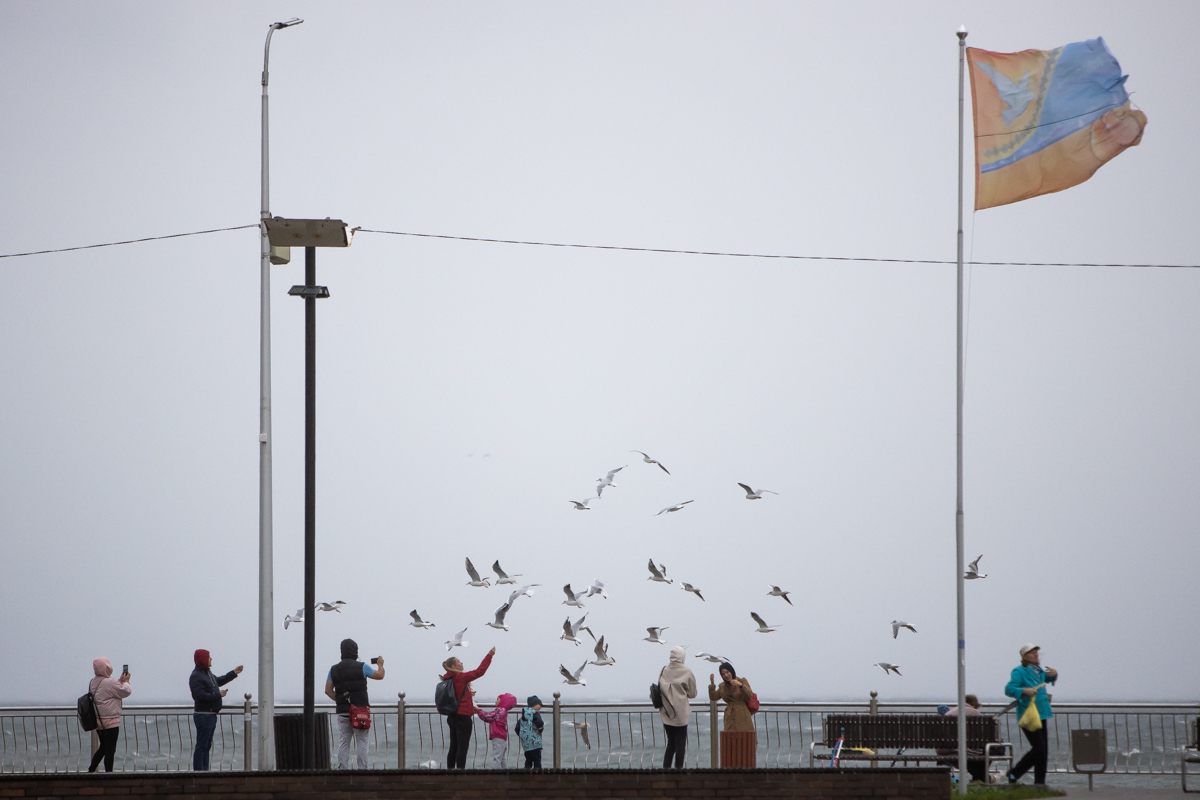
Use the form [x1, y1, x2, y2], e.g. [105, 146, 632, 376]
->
[967, 38, 1146, 209]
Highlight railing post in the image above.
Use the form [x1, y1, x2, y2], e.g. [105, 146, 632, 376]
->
[552, 692, 562, 769]
[710, 698, 719, 767]
[398, 692, 406, 770]
[869, 691, 878, 768]
[244, 694, 254, 771]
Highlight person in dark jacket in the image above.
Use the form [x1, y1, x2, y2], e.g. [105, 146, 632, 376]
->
[515, 696, 545, 769]
[189, 649, 242, 771]
[440, 647, 495, 769]
[324, 638, 385, 769]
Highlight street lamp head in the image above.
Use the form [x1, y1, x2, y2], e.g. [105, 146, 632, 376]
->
[957, 25, 968, 40]
[272, 18, 303, 30]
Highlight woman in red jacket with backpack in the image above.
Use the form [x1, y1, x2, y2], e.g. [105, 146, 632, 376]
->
[441, 647, 495, 769]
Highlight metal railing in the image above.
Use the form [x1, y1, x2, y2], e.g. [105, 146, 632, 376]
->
[3, 694, 1196, 776]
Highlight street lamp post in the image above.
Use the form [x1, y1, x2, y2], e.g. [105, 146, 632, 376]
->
[266, 217, 353, 770]
[258, 17, 301, 771]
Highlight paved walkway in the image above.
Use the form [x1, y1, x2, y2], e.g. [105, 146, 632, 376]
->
[1062, 786, 1183, 798]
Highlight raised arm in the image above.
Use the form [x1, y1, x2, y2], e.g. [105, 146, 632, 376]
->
[462, 650, 494, 682]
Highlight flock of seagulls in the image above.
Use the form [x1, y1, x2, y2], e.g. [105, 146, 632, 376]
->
[281, 600, 346, 630]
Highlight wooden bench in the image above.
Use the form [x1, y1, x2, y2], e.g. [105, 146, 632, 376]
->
[810, 714, 1013, 780]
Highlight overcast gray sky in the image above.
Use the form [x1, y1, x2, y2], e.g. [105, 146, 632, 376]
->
[1, 1, 1197, 706]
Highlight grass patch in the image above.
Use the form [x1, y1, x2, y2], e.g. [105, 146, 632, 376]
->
[965, 785, 1067, 799]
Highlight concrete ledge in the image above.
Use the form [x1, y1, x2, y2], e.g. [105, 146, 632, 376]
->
[0, 768, 950, 799]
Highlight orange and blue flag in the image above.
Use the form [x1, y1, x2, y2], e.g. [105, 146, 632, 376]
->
[967, 38, 1146, 209]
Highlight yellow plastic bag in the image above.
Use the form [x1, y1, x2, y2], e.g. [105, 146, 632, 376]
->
[1018, 686, 1044, 732]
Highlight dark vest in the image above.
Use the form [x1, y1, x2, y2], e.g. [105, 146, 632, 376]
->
[330, 659, 369, 713]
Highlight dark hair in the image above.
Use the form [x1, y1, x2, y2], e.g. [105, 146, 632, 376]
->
[719, 661, 737, 680]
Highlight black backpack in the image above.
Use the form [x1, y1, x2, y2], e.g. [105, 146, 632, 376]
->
[435, 676, 460, 716]
[77, 679, 100, 731]
[649, 667, 666, 709]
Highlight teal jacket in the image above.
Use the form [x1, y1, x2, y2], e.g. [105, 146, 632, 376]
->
[1005, 663, 1056, 721]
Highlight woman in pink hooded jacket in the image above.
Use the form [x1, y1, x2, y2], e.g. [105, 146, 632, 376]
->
[475, 693, 517, 769]
[88, 657, 131, 772]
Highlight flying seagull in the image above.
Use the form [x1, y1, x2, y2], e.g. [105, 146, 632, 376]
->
[315, 601, 346, 613]
[965, 555, 987, 580]
[560, 614, 595, 646]
[492, 561, 521, 585]
[874, 662, 902, 676]
[464, 557, 491, 588]
[738, 483, 779, 500]
[657, 500, 694, 515]
[646, 560, 673, 584]
[507, 585, 539, 605]
[282, 608, 304, 630]
[562, 584, 587, 608]
[891, 621, 917, 639]
[767, 585, 793, 606]
[569, 498, 597, 510]
[595, 466, 626, 497]
[751, 612, 778, 633]
[444, 628, 469, 651]
[630, 450, 670, 474]
[694, 652, 729, 664]
[486, 601, 513, 631]
[584, 579, 607, 599]
[681, 582, 705, 601]
[977, 63, 1035, 126]
[643, 626, 669, 645]
[409, 610, 436, 629]
[589, 635, 616, 666]
[559, 661, 588, 686]
[563, 720, 591, 749]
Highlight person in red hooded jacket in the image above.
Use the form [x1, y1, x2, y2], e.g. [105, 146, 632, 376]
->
[440, 647, 495, 769]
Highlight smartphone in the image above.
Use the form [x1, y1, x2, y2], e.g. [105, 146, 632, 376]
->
[123, 665, 129, 675]
[370, 658, 379, 665]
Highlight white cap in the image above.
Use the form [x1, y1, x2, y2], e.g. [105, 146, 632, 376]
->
[1019, 643, 1040, 656]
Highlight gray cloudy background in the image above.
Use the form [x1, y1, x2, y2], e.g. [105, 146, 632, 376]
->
[1, 1, 1197, 706]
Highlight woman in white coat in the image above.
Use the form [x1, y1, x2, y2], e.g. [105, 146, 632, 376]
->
[657, 645, 697, 769]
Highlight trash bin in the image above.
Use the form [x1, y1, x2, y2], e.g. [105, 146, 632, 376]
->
[1070, 728, 1106, 791]
[274, 713, 331, 770]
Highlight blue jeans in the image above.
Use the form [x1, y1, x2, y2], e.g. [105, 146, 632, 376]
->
[193, 713, 217, 771]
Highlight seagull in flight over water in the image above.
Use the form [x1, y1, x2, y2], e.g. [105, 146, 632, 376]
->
[409, 610, 435, 629]
[643, 626, 669, 645]
[464, 557, 491, 587]
[631, 451, 671, 474]
[492, 561, 521, 584]
[282, 608, 304, 630]
[595, 466, 625, 497]
[646, 560, 673, 583]
[562, 584, 587, 607]
[563, 720, 591, 748]
[738, 483, 778, 500]
[315, 601, 346, 613]
[751, 612, 778, 633]
[694, 651, 729, 664]
[569, 497, 598, 510]
[965, 555, 987, 580]
[560, 661, 588, 686]
[874, 662, 902, 676]
[589, 635, 616, 666]
[892, 621, 917, 639]
[444, 628, 469, 651]
[767, 586, 793, 606]
[681, 583, 705, 601]
[486, 601, 513, 631]
[560, 614, 595, 645]
[585, 579, 607, 599]
[657, 500, 694, 515]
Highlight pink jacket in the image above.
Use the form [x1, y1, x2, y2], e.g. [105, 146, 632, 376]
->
[90, 657, 131, 730]
[476, 693, 517, 740]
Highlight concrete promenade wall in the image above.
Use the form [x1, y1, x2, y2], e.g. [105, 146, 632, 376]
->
[0, 767, 951, 799]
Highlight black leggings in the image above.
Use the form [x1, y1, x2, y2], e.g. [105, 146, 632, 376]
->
[88, 726, 120, 773]
[446, 713, 473, 769]
[1011, 723, 1049, 783]
[663, 723, 688, 769]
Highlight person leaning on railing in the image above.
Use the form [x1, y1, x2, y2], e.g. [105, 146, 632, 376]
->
[1004, 643, 1058, 786]
[87, 657, 131, 773]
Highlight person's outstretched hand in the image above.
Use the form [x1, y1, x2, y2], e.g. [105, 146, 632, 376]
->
[488, 647, 496, 656]
[234, 665, 244, 674]
[220, 689, 228, 697]
[709, 674, 716, 686]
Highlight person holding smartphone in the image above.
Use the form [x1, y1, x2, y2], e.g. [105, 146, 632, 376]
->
[325, 639, 385, 770]
[189, 649, 243, 771]
[87, 657, 131, 772]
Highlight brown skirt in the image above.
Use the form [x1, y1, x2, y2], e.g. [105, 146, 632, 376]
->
[720, 730, 757, 768]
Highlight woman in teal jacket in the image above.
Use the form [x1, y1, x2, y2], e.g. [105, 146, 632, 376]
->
[1004, 643, 1058, 785]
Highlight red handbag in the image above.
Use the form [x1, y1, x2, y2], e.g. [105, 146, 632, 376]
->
[747, 693, 760, 714]
[349, 703, 371, 730]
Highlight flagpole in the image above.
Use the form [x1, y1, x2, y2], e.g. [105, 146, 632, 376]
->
[955, 24, 969, 794]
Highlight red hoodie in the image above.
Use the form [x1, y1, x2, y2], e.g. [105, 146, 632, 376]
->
[441, 652, 493, 716]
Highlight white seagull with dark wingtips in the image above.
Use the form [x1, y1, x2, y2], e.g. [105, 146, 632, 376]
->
[409, 610, 436, 629]
[595, 466, 626, 497]
[874, 662, 902, 676]
[891, 621, 917, 639]
[560, 614, 595, 646]
[589, 635, 616, 666]
[282, 608, 304, 630]
[631, 451, 671, 475]
[569, 498, 597, 510]
[767, 586, 793, 606]
[562, 584, 587, 608]
[560, 661, 588, 686]
[657, 500, 694, 515]
[492, 561, 521, 585]
[646, 560, 673, 584]
[681, 583, 705, 601]
[486, 601, 513, 631]
[738, 483, 779, 500]
[965, 555, 987, 580]
[694, 652, 729, 664]
[585, 579, 607, 600]
[643, 626, 669, 644]
[563, 720, 591, 748]
[507, 586, 539, 606]
[751, 612, 778, 633]
[464, 558, 491, 588]
[444, 628, 469, 651]
[315, 601, 346, 613]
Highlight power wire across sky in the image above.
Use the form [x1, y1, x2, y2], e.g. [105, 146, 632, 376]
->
[0, 223, 1194, 269]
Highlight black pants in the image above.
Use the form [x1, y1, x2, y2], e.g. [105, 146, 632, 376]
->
[663, 723, 688, 769]
[1011, 723, 1049, 784]
[524, 748, 542, 769]
[446, 713, 473, 769]
[88, 726, 120, 773]
[938, 757, 987, 783]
